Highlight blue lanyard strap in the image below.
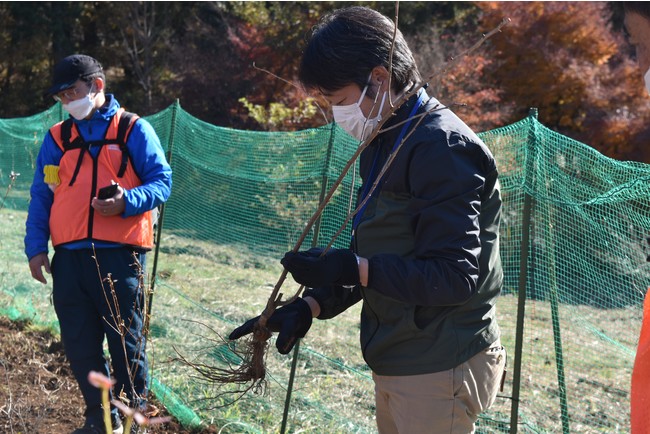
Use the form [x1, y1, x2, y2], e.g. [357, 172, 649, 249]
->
[352, 89, 427, 237]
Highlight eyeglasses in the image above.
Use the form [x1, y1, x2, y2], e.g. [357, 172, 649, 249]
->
[53, 87, 82, 102]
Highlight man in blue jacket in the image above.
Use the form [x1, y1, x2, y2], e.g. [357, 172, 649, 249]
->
[230, 7, 505, 433]
[25, 54, 172, 434]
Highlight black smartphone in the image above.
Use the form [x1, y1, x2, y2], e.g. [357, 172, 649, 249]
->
[97, 183, 118, 199]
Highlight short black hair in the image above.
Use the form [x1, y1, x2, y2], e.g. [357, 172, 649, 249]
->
[81, 71, 106, 87]
[299, 6, 422, 95]
[623, 2, 650, 19]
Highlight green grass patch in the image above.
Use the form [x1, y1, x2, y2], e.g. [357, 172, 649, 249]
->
[1, 207, 638, 433]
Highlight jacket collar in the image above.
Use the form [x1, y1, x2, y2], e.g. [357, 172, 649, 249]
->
[95, 93, 120, 121]
[373, 86, 428, 147]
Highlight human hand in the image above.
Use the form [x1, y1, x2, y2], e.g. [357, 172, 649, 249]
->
[228, 298, 313, 354]
[28, 253, 51, 284]
[92, 183, 126, 216]
[281, 247, 359, 288]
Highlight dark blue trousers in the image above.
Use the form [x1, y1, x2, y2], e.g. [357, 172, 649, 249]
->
[51, 247, 148, 422]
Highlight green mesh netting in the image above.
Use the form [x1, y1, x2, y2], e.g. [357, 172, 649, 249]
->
[1, 102, 647, 433]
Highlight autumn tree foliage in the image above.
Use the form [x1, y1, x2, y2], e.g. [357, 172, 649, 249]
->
[0, 2, 649, 161]
[407, 10, 512, 134]
[231, 1, 650, 162]
[476, 1, 650, 162]
[221, 2, 328, 131]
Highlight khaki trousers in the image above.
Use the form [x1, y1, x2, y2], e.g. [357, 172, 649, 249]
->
[373, 340, 506, 434]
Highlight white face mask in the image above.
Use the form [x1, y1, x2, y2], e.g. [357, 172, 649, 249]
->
[332, 80, 387, 141]
[644, 67, 650, 96]
[63, 89, 96, 120]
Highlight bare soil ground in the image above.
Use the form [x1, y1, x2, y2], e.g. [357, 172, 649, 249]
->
[0, 316, 218, 434]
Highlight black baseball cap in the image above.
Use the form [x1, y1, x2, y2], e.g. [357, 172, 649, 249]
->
[46, 54, 103, 96]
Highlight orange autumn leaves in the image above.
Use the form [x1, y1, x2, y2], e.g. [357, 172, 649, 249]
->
[456, 1, 650, 162]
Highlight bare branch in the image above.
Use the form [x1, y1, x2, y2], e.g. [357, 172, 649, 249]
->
[387, 1, 399, 108]
[0, 171, 20, 212]
[252, 62, 330, 125]
[429, 17, 511, 92]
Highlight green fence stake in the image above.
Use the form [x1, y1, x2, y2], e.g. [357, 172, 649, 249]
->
[281, 122, 340, 434]
[146, 99, 178, 334]
[510, 108, 538, 434]
[510, 192, 533, 434]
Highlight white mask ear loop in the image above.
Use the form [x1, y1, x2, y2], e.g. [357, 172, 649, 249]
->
[360, 84, 387, 140]
[375, 89, 387, 119]
[368, 75, 387, 115]
[357, 82, 370, 105]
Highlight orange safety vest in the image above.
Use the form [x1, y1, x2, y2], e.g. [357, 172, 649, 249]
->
[632, 287, 650, 434]
[48, 108, 154, 249]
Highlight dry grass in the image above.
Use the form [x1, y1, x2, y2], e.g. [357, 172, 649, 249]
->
[0, 208, 640, 433]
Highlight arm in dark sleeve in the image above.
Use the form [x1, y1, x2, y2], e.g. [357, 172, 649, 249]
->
[303, 285, 362, 319]
[368, 133, 491, 306]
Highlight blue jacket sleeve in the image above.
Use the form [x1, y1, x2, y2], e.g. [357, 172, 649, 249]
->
[121, 118, 172, 217]
[24, 132, 61, 260]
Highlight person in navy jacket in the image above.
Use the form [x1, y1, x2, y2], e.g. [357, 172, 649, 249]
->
[230, 7, 505, 434]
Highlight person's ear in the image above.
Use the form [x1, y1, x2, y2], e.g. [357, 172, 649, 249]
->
[93, 77, 105, 93]
[370, 66, 390, 91]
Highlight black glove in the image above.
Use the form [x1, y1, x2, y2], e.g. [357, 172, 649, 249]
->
[281, 247, 360, 288]
[228, 298, 313, 354]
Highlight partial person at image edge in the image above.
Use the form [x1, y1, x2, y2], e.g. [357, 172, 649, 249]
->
[622, 3, 650, 433]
